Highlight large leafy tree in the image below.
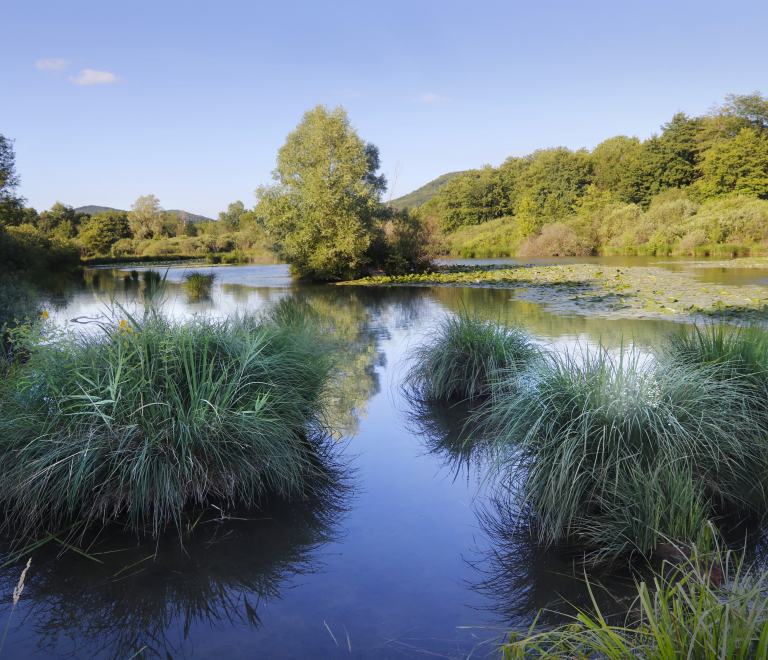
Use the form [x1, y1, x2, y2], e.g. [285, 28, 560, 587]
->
[129, 194, 164, 239]
[256, 104, 386, 280]
[218, 201, 246, 230]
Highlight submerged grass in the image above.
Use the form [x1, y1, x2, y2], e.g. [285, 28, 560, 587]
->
[485, 345, 768, 564]
[183, 270, 216, 300]
[505, 545, 768, 659]
[403, 309, 539, 401]
[0, 297, 338, 539]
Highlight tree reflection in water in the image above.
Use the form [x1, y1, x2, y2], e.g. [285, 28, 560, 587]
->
[0, 467, 353, 659]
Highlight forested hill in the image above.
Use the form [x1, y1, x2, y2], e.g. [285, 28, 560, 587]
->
[75, 205, 214, 223]
[390, 171, 466, 210]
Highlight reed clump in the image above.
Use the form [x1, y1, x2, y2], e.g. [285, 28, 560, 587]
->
[486, 346, 768, 564]
[183, 270, 216, 300]
[505, 546, 768, 659]
[0, 302, 338, 538]
[403, 310, 539, 401]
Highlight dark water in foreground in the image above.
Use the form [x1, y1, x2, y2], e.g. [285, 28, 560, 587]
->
[0, 262, 738, 658]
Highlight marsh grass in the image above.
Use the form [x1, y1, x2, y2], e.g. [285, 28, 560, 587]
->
[183, 270, 216, 300]
[505, 545, 768, 660]
[486, 346, 768, 563]
[660, 322, 768, 391]
[403, 309, 539, 401]
[0, 297, 338, 539]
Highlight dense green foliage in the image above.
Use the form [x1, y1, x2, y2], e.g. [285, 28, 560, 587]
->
[404, 310, 539, 401]
[256, 104, 387, 280]
[506, 546, 768, 660]
[409, 92, 768, 257]
[0, 298, 339, 537]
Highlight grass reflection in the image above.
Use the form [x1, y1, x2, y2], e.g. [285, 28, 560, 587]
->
[0, 466, 353, 659]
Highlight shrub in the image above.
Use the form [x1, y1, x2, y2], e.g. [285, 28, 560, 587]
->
[692, 195, 768, 244]
[486, 346, 768, 563]
[404, 310, 539, 401]
[517, 223, 594, 257]
[676, 229, 708, 254]
[0, 304, 337, 538]
[375, 208, 442, 275]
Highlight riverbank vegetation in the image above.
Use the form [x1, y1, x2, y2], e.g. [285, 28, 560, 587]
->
[0, 293, 341, 538]
[396, 92, 768, 259]
[505, 545, 768, 659]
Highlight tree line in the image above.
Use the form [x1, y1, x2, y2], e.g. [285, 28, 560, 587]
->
[4, 92, 768, 287]
[417, 92, 768, 257]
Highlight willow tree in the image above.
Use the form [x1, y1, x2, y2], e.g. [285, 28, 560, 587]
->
[256, 104, 386, 281]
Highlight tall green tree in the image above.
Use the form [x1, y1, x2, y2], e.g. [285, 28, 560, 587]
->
[0, 135, 25, 228]
[129, 194, 164, 239]
[218, 201, 246, 230]
[256, 104, 386, 280]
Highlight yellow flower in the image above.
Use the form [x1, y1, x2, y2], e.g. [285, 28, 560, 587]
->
[40, 310, 50, 320]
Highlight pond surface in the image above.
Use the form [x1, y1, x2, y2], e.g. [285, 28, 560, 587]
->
[0, 261, 733, 658]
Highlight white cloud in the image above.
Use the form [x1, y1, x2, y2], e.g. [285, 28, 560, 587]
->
[36, 58, 69, 71]
[418, 93, 453, 103]
[69, 69, 119, 86]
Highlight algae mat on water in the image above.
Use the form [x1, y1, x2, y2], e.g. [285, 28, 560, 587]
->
[344, 263, 768, 323]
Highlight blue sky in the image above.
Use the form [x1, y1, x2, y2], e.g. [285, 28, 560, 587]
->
[3, 0, 767, 218]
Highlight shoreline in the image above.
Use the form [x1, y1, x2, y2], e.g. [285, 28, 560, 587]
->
[342, 261, 768, 323]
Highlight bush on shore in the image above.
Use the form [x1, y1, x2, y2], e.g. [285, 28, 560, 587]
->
[0, 301, 338, 538]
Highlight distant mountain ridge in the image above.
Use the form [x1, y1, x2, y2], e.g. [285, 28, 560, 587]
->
[75, 205, 214, 223]
[390, 171, 466, 210]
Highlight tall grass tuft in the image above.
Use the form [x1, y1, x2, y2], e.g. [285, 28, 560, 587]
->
[183, 270, 216, 300]
[660, 322, 768, 392]
[403, 310, 539, 401]
[486, 346, 768, 563]
[0, 301, 338, 538]
[504, 546, 768, 660]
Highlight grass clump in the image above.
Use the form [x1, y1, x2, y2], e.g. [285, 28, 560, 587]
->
[404, 310, 539, 401]
[183, 270, 216, 300]
[486, 347, 768, 564]
[0, 301, 338, 538]
[660, 322, 768, 392]
[505, 546, 768, 659]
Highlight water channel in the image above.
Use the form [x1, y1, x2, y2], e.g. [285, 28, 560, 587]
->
[3, 258, 767, 659]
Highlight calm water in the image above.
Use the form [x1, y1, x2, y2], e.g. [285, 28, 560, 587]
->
[2, 260, 755, 659]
